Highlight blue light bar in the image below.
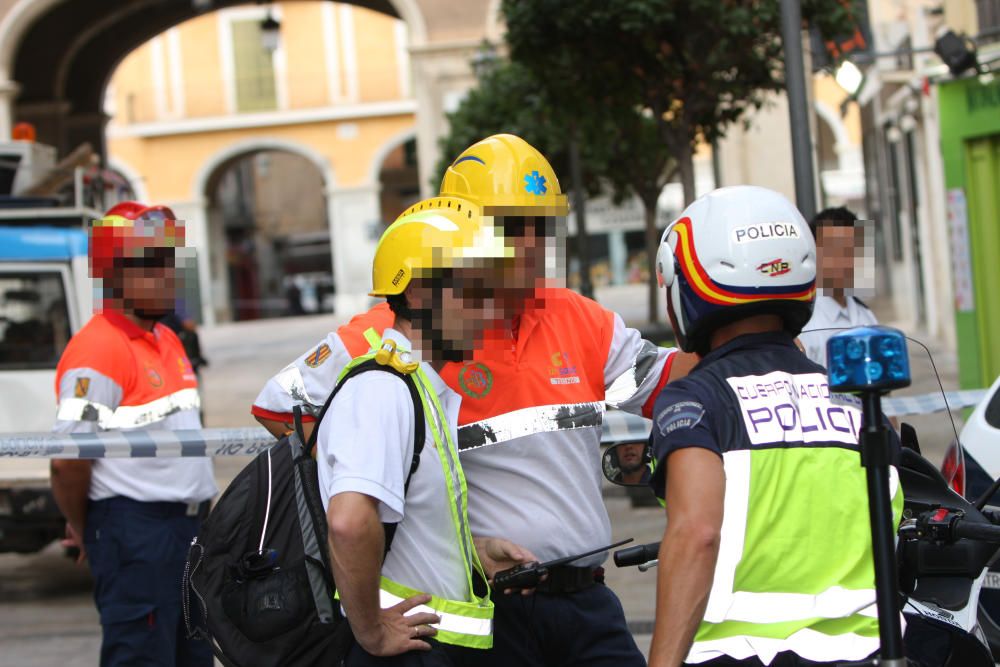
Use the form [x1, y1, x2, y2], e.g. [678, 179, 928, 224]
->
[827, 326, 911, 393]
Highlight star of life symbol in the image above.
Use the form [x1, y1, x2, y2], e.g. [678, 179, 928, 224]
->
[524, 170, 547, 195]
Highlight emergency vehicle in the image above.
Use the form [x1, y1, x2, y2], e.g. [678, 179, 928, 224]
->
[0, 137, 101, 552]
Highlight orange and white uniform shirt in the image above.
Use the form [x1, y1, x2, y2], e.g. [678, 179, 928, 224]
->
[53, 310, 217, 504]
[253, 288, 675, 563]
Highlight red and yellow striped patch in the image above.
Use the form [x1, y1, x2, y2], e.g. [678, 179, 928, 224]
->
[305, 343, 332, 368]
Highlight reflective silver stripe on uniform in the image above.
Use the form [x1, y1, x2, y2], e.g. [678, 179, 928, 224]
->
[606, 340, 662, 408]
[457, 401, 604, 451]
[56, 388, 200, 430]
[686, 627, 881, 665]
[377, 589, 492, 637]
[56, 397, 115, 424]
[274, 364, 319, 413]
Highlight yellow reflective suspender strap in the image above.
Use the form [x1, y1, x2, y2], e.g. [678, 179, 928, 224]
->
[335, 350, 494, 649]
[362, 327, 382, 351]
[379, 576, 493, 649]
[402, 367, 493, 648]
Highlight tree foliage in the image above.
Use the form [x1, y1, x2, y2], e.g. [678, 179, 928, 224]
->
[440, 0, 858, 321]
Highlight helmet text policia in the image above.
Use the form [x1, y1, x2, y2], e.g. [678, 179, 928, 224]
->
[440, 134, 569, 216]
[655, 186, 816, 355]
[89, 201, 182, 280]
[369, 196, 513, 297]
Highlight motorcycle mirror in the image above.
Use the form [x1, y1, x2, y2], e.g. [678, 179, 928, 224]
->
[900, 422, 921, 454]
[602, 442, 652, 487]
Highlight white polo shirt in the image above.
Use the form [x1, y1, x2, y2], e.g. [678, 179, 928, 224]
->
[317, 329, 469, 603]
[799, 293, 878, 367]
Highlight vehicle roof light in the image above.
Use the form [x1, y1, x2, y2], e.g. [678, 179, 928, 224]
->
[827, 326, 911, 393]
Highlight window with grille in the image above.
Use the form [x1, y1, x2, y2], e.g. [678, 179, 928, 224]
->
[231, 19, 277, 112]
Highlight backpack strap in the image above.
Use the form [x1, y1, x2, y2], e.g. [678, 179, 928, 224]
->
[307, 358, 426, 553]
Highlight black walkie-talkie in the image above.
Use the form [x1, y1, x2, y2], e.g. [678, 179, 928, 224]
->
[492, 538, 633, 590]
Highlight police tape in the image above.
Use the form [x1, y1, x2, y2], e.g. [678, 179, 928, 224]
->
[0, 428, 277, 459]
[0, 389, 989, 458]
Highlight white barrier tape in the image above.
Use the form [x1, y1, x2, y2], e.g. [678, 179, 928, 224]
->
[0, 388, 989, 458]
[0, 428, 277, 459]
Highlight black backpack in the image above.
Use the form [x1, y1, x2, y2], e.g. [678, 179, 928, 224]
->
[183, 359, 427, 667]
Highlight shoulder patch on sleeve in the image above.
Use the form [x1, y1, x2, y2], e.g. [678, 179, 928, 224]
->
[655, 400, 706, 437]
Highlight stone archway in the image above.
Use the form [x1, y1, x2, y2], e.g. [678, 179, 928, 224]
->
[192, 138, 335, 323]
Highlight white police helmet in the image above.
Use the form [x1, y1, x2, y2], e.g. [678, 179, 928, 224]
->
[655, 186, 816, 354]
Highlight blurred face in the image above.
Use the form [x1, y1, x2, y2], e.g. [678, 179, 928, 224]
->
[407, 268, 501, 363]
[495, 215, 556, 317]
[816, 224, 859, 291]
[111, 251, 177, 320]
[618, 443, 646, 473]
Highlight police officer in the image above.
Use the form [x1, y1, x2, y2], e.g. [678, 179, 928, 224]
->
[322, 197, 527, 666]
[798, 207, 878, 367]
[646, 186, 900, 666]
[50, 202, 217, 667]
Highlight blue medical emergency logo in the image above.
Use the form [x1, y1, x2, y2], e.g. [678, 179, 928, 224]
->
[524, 170, 547, 195]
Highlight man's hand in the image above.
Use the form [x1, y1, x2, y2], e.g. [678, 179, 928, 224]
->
[61, 522, 87, 565]
[474, 536, 541, 595]
[353, 593, 441, 657]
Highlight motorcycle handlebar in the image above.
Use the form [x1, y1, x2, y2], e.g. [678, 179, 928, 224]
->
[614, 542, 660, 567]
[951, 520, 1000, 544]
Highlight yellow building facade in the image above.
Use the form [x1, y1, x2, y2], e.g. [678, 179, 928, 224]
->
[106, 2, 419, 323]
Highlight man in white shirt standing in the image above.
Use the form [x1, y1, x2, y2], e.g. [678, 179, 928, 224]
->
[799, 207, 878, 367]
[321, 197, 532, 666]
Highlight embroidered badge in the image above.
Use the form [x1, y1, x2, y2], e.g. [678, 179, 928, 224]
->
[305, 343, 332, 368]
[458, 362, 493, 399]
[74, 377, 90, 398]
[145, 364, 163, 387]
[655, 400, 706, 437]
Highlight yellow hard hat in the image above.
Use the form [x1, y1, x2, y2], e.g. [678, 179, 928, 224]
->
[440, 134, 569, 216]
[369, 196, 513, 297]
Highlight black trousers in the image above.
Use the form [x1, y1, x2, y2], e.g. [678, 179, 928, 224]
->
[476, 583, 646, 667]
[84, 497, 213, 667]
[345, 639, 479, 666]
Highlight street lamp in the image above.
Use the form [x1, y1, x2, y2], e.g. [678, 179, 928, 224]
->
[471, 40, 498, 79]
[834, 60, 865, 97]
[260, 11, 281, 53]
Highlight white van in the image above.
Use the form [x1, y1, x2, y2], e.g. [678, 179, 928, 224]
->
[0, 220, 94, 552]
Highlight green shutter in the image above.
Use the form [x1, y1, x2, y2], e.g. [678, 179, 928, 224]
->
[965, 136, 1000, 386]
[232, 19, 277, 113]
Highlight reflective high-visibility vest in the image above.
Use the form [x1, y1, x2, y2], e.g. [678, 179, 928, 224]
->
[339, 334, 494, 649]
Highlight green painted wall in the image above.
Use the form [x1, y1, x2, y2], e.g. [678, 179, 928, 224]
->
[938, 78, 1000, 388]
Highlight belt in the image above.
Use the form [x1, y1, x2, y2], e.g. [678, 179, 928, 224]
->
[536, 566, 605, 594]
[90, 496, 211, 519]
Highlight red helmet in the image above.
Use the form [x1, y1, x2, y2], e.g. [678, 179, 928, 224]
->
[89, 201, 182, 279]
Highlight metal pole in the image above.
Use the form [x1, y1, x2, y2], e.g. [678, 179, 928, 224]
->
[568, 132, 593, 299]
[860, 391, 906, 666]
[779, 0, 817, 220]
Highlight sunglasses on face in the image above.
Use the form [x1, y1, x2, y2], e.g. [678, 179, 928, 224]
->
[120, 254, 175, 270]
[500, 216, 554, 240]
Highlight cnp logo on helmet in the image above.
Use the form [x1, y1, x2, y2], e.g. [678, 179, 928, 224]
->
[370, 196, 513, 296]
[89, 201, 182, 280]
[655, 186, 816, 355]
[440, 134, 569, 216]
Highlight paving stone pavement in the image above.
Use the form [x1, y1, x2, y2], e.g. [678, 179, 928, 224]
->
[0, 290, 973, 664]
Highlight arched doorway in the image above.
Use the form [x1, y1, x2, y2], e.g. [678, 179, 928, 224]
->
[375, 133, 419, 225]
[197, 142, 334, 323]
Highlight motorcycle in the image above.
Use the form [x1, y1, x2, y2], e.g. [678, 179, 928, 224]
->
[601, 425, 1000, 666]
